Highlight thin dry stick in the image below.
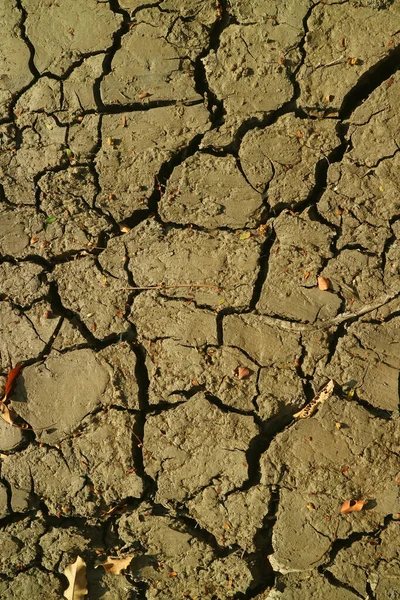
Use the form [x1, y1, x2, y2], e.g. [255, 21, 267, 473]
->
[122, 283, 222, 291]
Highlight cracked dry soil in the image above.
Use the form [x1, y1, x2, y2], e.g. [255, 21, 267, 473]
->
[0, 0, 399, 598]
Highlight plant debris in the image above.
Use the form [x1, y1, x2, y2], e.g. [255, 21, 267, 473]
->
[97, 555, 134, 575]
[340, 499, 366, 514]
[293, 379, 335, 419]
[63, 556, 88, 600]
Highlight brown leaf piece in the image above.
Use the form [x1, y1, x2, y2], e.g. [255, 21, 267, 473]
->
[63, 555, 88, 600]
[317, 276, 330, 291]
[3, 362, 23, 401]
[99, 555, 133, 575]
[293, 379, 335, 419]
[340, 499, 366, 514]
[236, 366, 251, 380]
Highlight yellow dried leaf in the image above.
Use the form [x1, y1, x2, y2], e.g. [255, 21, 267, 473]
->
[99, 556, 133, 575]
[239, 231, 251, 240]
[0, 401, 17, 426]
[293, 379, 335, 419]
[63, 556, 88, 600]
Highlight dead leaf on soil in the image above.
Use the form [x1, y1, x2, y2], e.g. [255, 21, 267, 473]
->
[63, 555, 88, 600]
[0, 401, 17, 426]
[293, 379, 335, 419]
[3, 362, 23, 401]
[340, 499, 366, 514]
[98, 555, 133, 575]
[236, 366, 251, 380]
[317, 276, 330, 291]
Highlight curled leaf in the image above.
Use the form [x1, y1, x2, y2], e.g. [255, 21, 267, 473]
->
[293, 379, 335, 419]
[98, 555, 133, 575]
[63, 555, 88, 600]
[340, 499, 366, 514]
[4, 362, 23, 400]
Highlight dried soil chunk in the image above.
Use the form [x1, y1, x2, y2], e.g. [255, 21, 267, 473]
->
[0, 262, 47, 306]
[101, 6, 214, 105]
[239, 115, 339, 208]
[0, 421, 24, 453]
[2, 410, 143, 516]
[145, 338, 204, 404]
[40, 526, 93, 572]
[68, 114, 100, 161]
[257, 367, 305, 423]
[202, 14, 305, 142]
[125, 219, 261, 308]
[146, 342, 259, 410]
[160, 154, 263, 227]
[0, 570, 63, 600]
[194, 346, 259, 411]
[144, 393, 258, 504]
[38, 168, 110, 256]
[2, 113, 66, 206]
[53, 257, 129, 339]
[59, 55, 104, 121]
[0, 1, 32, 119]
[298, 3, 400, 114]
[0, 516, 45, 577]
[97, 343, 140, 410]
[256, 211, 342, 322]
[315, 319, 400, 412]
[14, 77, 61, 116]
[0, 303, 48, 370]
[132, 292, 218, 345]
[384, 219, 400, 293]
[346, 75, 400, 167]
[223, 314, 301, 367]
[320, 249, 387, 313]
[0, 483, 8, 517]
[118, 504, 253, 599]
[261, 401, 398, 573]
[230, 0, 311, 25]
[0, 207, 41, 257]
[11, 348, 132, 443]
[328, 522, 400, 597]
[188, 484, 269, 552]
[96, 105, 210, 222]
[23, 0, 121, 76]
[21, 301, 85, 352]
[318, 157, 400, 255]
[264, 572, 361, 599]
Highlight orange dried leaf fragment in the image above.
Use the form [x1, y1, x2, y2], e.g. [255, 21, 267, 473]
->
[99, 555, 133, 575]
[4, 363, 23, 401]
[317, 276, 330, 291]
[340, 499, 366, 514]
[236, 366, 251, 380]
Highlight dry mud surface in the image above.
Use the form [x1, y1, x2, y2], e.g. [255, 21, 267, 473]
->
[0, 0, 399, 598]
